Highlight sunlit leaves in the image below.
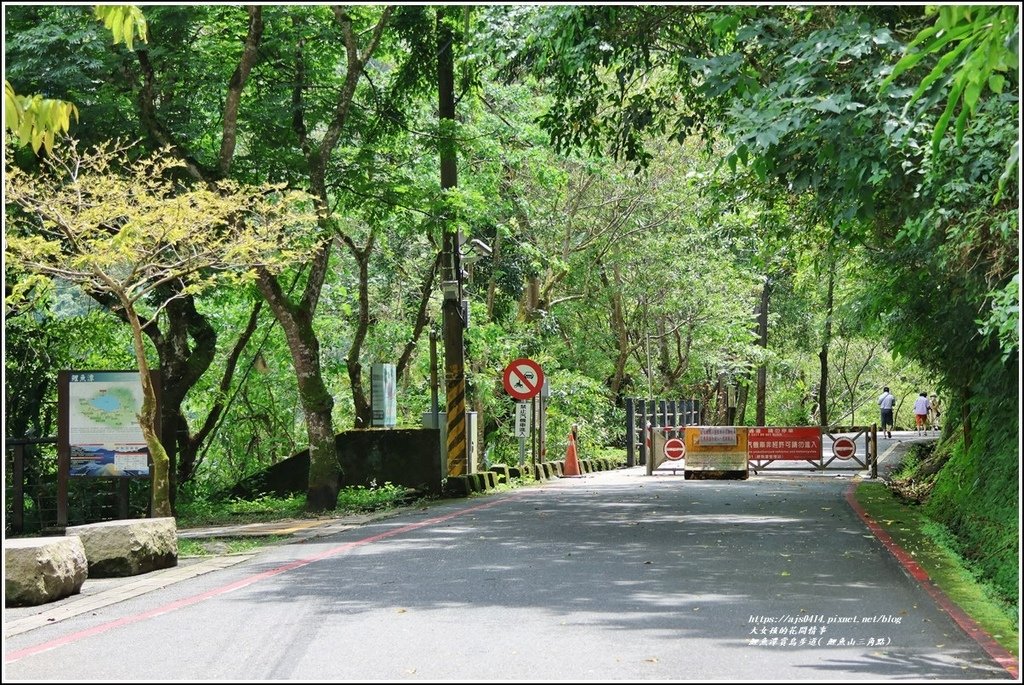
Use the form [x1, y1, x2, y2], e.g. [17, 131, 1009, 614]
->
[5, 139, 319, 311]
[976, 274, 1020, 363]
[5, 4, 147, 153]
[93, 5, 148, 50]
[4, 80, 79, 153]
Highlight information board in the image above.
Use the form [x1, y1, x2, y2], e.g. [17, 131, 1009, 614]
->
[64, 371, 150, 478]
[683, 426, 748, 470]
[371, 363, 397, 427]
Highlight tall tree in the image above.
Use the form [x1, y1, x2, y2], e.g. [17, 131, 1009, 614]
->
[5, 140, 316, 516]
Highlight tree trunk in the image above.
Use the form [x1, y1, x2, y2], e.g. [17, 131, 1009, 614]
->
[756, 277, 772, 426]
[122, 300, 171, 518]
[151, 294, 217, 503]
[342, 233, 375, 428]
[602, 265, 630, 399]
[736, 384, 750, 425]
[716, 370, 730, 425]
[257, 262, 339, 511]
[485, 226, 502, 320]
[818, 263, 835, 427]
[657, 319, 671, 383]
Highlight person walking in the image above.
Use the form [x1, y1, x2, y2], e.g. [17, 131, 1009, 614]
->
[928, 393, 942, 432]
[879, 386, 896, 439]
[913, 392, 931, 435]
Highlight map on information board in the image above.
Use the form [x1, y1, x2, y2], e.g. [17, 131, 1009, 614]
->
[67, 371, 150, 478]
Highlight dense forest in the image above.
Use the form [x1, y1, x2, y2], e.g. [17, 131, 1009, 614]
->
[4, 6, 1018, 602]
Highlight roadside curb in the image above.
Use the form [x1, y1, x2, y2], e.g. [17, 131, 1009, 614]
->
[3, 553, 255, 639]
[844, 480, 1018, 679]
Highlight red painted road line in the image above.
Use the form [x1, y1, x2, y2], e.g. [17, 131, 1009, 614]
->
[845, 482, 1019, 679]
[5, 493, 525, 665]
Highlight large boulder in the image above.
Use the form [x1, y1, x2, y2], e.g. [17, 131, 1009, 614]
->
[65, 518, 178, 577]
[5, 536, 88, 607]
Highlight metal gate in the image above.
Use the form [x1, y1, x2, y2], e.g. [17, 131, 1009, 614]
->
[746, 425, 877, 475]
[641, 424, 879, 477]
[624, 398, 701, 467]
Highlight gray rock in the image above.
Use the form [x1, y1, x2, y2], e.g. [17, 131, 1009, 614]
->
[5, 536, 88, 607]
[65, 517, 178, 577]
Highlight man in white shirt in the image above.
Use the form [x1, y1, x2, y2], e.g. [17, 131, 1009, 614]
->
[878, 387, 896, 439]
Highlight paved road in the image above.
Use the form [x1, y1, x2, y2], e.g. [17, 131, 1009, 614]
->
[4, 466, 1011, 680]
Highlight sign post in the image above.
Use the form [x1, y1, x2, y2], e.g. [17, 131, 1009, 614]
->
[57, 369, 158, 526]
[370, 363, 397, 427]
[683, 426, 749, 479]
[504, 358, 545, 469]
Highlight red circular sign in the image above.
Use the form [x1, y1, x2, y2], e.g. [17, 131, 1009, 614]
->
[832, 436, 857, 459]
[502, 358, 544, 401]
[664, 438, 686, 461]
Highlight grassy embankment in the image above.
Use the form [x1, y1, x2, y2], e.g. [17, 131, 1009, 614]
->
[854, 416, 1019, 658]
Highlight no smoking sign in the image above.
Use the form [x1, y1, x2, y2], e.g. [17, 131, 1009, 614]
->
[502, 358, 544, 401]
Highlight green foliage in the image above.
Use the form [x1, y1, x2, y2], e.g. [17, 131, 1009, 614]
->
[335, 482, 409, 512]
[925, 360, 1019, 605]
[4, 5, 147, 153]
[976, 274, 1021, 362]
[178, 536, 282, 557]
[544, 369, 624, 457]
[5, 140, 320, 306]
[880, 5, 1018, 160]
[175, 493, 305, 527]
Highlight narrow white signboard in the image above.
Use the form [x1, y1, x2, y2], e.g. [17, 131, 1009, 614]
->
[514, 401, 532, 438]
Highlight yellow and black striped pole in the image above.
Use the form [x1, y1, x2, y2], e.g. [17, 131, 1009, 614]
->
[445, 363, 467, 475]
[438, 10, 468, 477]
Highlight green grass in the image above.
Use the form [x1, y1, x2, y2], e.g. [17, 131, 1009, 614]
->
[176, 483, 410, 529]
[179, 535, 287, 557]
[585, 446, 627, 465]
[854, 481, 1018, 657]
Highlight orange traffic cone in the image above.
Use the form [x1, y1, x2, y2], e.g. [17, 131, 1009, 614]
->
[561, 430, 582, 478]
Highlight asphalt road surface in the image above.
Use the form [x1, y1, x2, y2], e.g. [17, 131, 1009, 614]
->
[4, 466, 1011, 681]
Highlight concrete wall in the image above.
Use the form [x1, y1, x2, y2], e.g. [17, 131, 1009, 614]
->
[338, 428, 441, 496]
[229, 428, 442, 499]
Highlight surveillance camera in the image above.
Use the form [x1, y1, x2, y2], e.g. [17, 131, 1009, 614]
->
[468, 238, 492, 257]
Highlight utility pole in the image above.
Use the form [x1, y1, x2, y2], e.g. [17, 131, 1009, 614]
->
[437, 9, 467, 476]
